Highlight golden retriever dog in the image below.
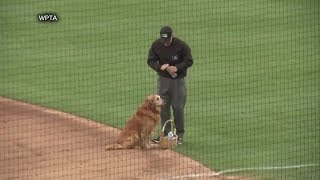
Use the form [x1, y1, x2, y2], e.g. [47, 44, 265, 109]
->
[106, 95, 164, 150]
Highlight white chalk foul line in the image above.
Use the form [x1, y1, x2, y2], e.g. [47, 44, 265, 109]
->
[217, 163, 320, 175]
[158, 164, 319, 180]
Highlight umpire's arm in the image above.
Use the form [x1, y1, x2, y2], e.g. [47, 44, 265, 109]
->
[175, 44, 193, 72]
[147, 44, 161, 72]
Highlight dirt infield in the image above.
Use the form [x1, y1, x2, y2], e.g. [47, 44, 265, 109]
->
[0, 97, 239, 180]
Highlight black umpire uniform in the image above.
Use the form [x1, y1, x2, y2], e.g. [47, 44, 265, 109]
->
[147, 26, 193, 143]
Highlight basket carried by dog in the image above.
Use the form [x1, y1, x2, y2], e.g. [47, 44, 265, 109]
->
[160, 120, 178, 149]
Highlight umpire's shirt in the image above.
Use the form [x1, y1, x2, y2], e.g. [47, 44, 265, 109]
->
[147, 37, 193, 79]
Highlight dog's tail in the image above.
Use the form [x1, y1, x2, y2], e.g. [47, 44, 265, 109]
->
[106, 143, 127, 150]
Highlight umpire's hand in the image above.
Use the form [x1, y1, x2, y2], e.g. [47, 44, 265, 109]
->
[166, 66, 177, 74]
[161, 64, 170, 71]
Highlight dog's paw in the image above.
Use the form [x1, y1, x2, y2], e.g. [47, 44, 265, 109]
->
[144, 144, 160, 150]
[133, 146, 142, 149]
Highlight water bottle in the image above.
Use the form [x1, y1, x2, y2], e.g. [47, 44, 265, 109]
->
[167, 131, 174, 140]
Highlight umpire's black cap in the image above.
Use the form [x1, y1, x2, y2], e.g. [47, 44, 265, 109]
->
[160, 26, 173, 42]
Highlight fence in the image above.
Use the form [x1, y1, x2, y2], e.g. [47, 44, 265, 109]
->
[0, 0, 319, 179]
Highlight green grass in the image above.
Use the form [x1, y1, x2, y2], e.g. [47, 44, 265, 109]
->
[1, 0, 319, 179]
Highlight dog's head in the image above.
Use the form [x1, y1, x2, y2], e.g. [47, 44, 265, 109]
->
[144, 95, 165, 110]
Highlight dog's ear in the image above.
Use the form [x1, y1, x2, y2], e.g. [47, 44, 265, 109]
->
[144, 95, 155, 109]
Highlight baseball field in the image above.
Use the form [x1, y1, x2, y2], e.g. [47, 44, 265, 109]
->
[0, 0, 319, 179]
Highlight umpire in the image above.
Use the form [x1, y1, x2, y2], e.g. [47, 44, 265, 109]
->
[147, 26, 193, 144]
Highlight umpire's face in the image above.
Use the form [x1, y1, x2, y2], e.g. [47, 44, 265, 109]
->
[162, 36, 173, 47]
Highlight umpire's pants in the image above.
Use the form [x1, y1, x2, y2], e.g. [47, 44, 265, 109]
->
[157, 76, 186, 138]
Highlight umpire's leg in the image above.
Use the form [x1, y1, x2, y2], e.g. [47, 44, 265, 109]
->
[157, 76, 171, 135]
[171, 78, 186, 138]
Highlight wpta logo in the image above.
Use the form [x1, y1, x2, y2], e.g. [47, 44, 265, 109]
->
[38, 13, 59, 22]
